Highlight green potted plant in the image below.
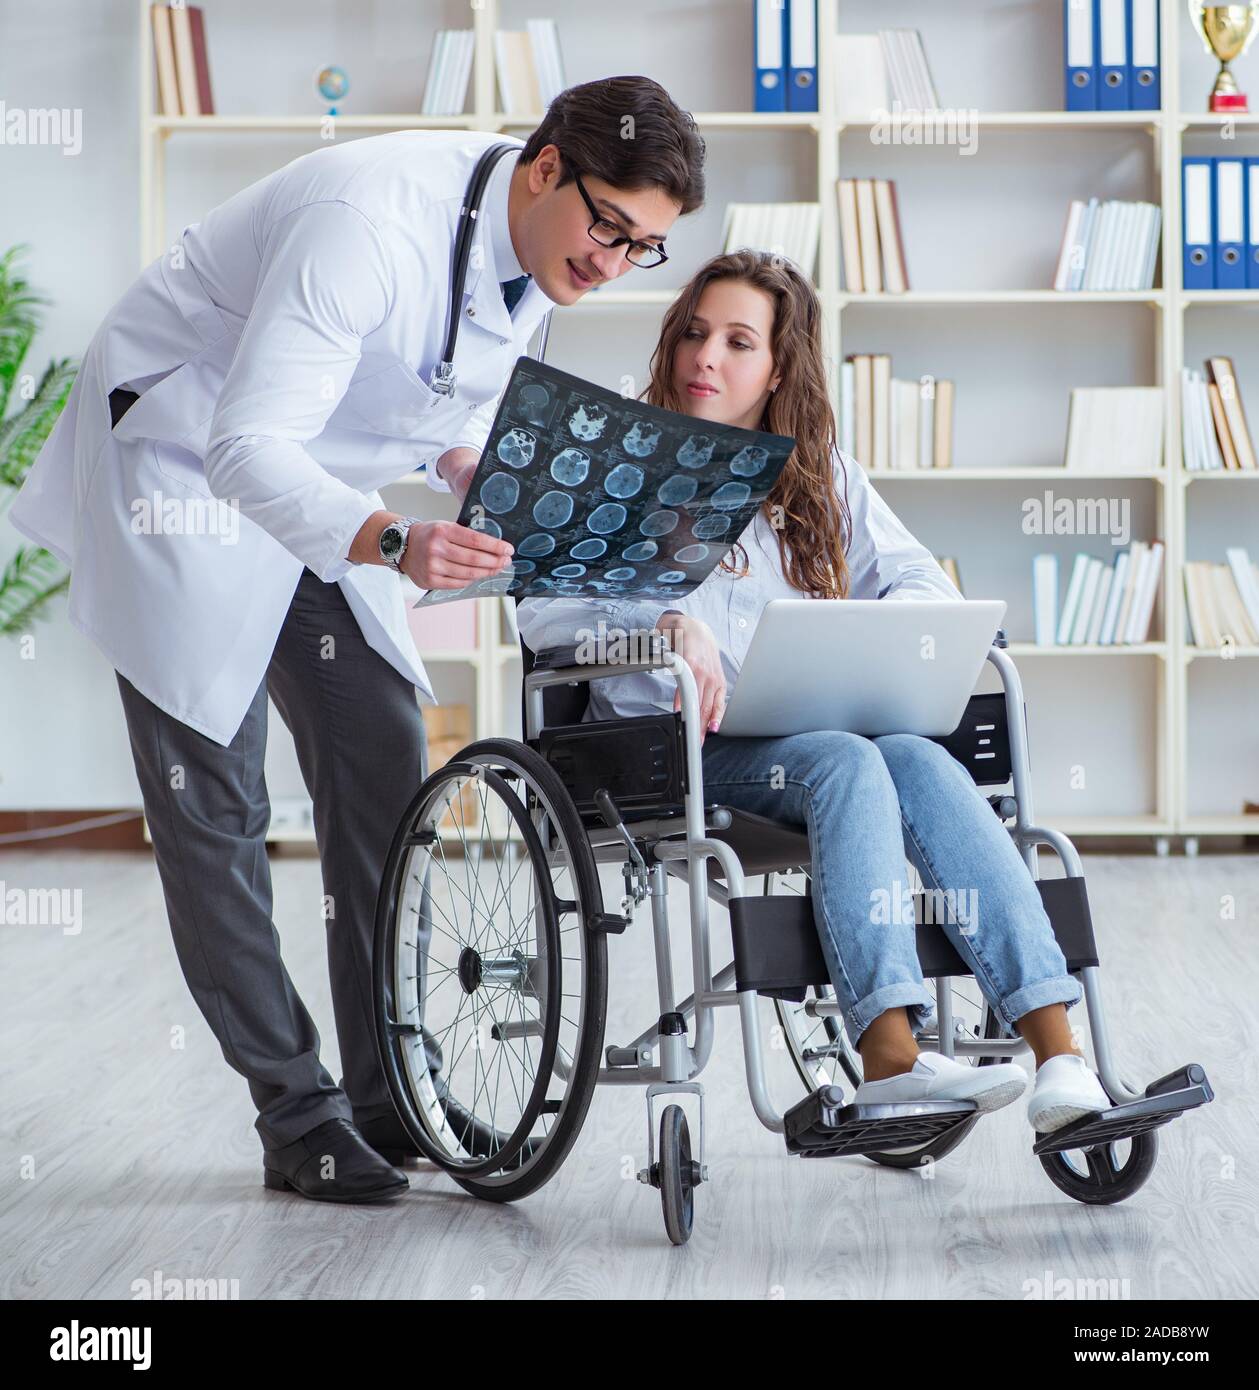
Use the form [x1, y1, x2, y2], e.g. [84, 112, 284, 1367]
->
[0, 243, 77, 634]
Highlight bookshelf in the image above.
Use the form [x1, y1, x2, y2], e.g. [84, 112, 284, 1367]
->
[135, 0, 1259, 849]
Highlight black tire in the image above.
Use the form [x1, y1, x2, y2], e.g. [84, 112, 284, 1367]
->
[1038, 1130, 1158, 1205]
[373, 737, 607, 1203]
[659, 1105, 696, 1246]
[450, 740, 608, 1203]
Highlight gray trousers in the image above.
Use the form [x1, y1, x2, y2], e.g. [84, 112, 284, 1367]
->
[115, 566, 428, 1151]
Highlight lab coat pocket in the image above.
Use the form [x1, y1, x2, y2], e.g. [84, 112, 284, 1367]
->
[153, 437, 214, 498]
[340, 361, 444, 438]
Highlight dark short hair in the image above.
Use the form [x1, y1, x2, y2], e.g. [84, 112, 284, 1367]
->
[519, 76, 706, 215]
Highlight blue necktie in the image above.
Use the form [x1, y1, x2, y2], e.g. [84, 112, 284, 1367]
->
[500, 273, 531, 314]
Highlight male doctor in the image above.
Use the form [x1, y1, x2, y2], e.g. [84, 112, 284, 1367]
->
[11, 76, 705, 1203]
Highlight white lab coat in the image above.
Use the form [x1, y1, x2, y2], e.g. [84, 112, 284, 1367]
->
[10, 130, 551, 746]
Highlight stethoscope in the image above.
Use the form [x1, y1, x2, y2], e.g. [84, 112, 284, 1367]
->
[430, 140, 553, 397]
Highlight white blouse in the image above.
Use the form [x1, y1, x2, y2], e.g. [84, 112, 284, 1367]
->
[515, 446, 962, 723]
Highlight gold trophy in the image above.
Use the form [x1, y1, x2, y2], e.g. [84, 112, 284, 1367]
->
[1188, 3, 1259, 111]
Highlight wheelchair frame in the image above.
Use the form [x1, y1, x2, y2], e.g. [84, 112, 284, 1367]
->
[374, 311, 1211, 1238]
[525, 638, 1135, 1130]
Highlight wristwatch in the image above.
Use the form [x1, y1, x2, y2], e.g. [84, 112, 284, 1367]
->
[378, 516, 423, 573]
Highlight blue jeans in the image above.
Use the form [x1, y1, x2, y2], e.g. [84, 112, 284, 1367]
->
[699, 730, 1082, 1049]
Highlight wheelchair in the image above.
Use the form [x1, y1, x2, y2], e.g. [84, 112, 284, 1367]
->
[371, 620, 1214, 1245]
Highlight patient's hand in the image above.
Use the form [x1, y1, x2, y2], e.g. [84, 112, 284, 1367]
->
[656, 613, 726, 743]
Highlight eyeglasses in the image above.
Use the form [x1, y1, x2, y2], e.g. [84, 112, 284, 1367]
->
[566, 159, 669, 269]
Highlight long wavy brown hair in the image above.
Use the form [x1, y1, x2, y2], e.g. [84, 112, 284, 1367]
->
[642, 249, 851, 597]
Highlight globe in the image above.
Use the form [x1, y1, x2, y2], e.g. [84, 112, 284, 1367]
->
[316, 65, 349, 114]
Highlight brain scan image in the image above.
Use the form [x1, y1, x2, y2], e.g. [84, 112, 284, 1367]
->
[497, 428, 536, 469]
[677, 434, 716, 469]
[480, 472, 519, 514]
[587, 502, 628, 534]
[729, 444, 770, 477]
[692, 513, 732, 540]
[622, 421, 661, 457]
[604, 462, 644, 498]
[516, 382, 551, 425]
[640, 509, 680, 537]
[550, 447, 590, 487]
[417, 359, 792, 609]
[533, 490, 575, 528]
[567, 402, 608, 441]
[711, 480, 751, 511]
[517, 531, 556, 557]
[658, 473, 698, 506]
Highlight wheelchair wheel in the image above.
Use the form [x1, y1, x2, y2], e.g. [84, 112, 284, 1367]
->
[658, 1105, 697, 1246]
[373, 737, 607, 1202]
[1038, 1131, 1158, 1205]
[768, 868, 999, 1168]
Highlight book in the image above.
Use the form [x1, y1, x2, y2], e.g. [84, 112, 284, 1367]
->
[871, 354, 891, 471]
[1033, 553, 1059, 645]
[1206, 357, 1258, 470]
[1070, 557, 1104, 644]
[933, 379, 954, 468]
[1125, 540, 1163, 643]
[891, 379, 919, 470]
[917, 379, 934, 471]
[840, 359, 856, 456]
[150, 5, 179, 117]
[1226, 547, 1259, 635]
[873, 179, 909, 293]
[855, 180, 882, 292]
[854, 354, 873, 466]
[1099, 550, 1130, 645]
[1056, 553, 1091, 644]
[837, 179, 863, 292]
[495, 30, 543, 112]
[526, 19, 566, 106]
[1056, 197, 1160, 291]
[833, 34, 889, 121]
[723, 203, 821, 279]
[422, 31, 475, 116]
[1063, 387, 1164, 472]
[1206, 381, 1241, 470]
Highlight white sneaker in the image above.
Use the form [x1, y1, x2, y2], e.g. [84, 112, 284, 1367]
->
[854, 1050, 1027, 1114]
[1027, 1053, 1112, 1134]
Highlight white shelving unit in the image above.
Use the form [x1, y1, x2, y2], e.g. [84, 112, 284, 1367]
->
[135, 0, 1259, 847]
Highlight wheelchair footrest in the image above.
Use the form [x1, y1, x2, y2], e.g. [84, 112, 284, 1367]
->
[1032, 1063, 1214, 1156]
[783, 1085, 978, 1159]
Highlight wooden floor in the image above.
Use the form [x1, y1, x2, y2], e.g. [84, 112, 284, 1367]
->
[1, 845, 1255, 1300]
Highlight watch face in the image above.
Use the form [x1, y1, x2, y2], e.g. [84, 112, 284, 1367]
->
[380, 525, 403, 560]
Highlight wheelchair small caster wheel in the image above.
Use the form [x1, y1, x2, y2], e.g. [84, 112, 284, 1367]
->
[659, 1104, 699, 1245]
[1038, 1129, 1158, 1205]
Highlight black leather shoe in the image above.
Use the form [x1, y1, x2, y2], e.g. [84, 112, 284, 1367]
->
[355, 1112, 423, 1166]
[262, 1118, 409, 1203]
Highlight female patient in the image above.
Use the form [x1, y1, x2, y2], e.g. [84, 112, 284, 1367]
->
[517, 249, 1111, 1134]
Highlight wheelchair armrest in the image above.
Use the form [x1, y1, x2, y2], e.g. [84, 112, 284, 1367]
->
[526, 630, 675, 680]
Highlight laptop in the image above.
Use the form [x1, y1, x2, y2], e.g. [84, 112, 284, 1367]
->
[716, 599, 1007, 738]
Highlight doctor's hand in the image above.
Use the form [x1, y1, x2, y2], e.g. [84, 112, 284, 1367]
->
[656, 613, 726, 744]
[435, 446, 481, 501]
[403, 519, 514, 589]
